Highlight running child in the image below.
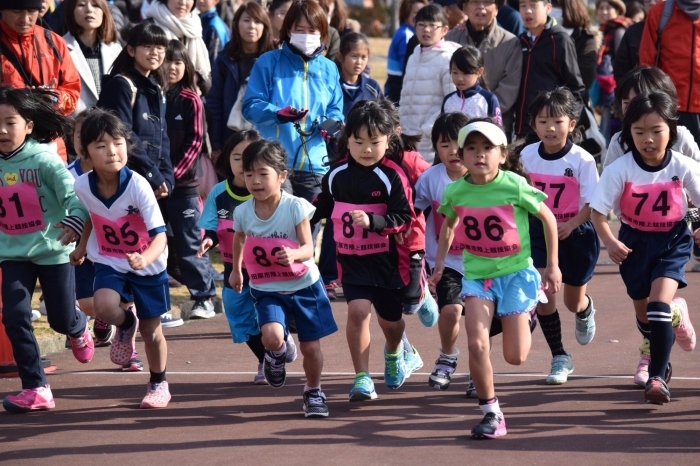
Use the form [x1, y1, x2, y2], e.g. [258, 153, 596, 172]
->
[520, 87, 600, 385]
[430, 118, 561, 438]
[441, 46, 501, 125]
[415, 112, 470, 391]
[229, 140, 337, 418]
[71, 108, 173, 409]
[0, 87, 92, 413]
[198, 130, 297, 385]
[312, 100, 415, 401]
[591, 92, 698, 404]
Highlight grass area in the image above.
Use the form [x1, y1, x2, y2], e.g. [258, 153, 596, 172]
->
[368, 37, 390, 87]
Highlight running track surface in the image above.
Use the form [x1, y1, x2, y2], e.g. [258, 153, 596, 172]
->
[2, 262, 700, 465]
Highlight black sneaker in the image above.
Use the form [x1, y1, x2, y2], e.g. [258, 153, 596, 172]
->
[465, 376, 477, 398]
[645, 376, 671, 405]
[303, 389, 329, 418]
[263, 350, 286, 388]
[93, 318, 115, 347]
[471, 412, 507, 439]
[428, 355, 457, 390]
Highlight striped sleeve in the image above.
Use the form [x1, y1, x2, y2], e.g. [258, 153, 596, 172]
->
[173, 89, 204, 180]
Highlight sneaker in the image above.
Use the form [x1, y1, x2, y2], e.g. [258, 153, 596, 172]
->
[303, 388, 329, 418]
[254, 363, 268, 385]
[644, 376, 671, 405]
[634, 354, 651, 387]
[574, 296, 597, 345]
[122, 351, 144, 372]
[161, 312, 184, 328]
[325, 282, 338, 300]
[31, 310, 41, 322]
[38, 296, 46, 315]
[671, 297, 696, 351]
[285, 334, 298, 363]
[404, 345, 423, 377]
[429, 354, 457, 390]
[349, 373, 377, 402]
[471, 412, 507, 439]
[545, 353, 574, 385]
[93, 318, 115, 347]
[417, 284, 438, 327]
[465, 376, 477, 398]
[3, 385, 55, 413]
[70, 321, 95, 363]
[263, 350, 286, 388]
[190, 299, 215, 319]
[140, 381, 171, 409]
[110, 307, 138, 366]
[384, 347, 408, 389]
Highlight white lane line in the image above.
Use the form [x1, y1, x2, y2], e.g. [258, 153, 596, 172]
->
[51, 371, 700, 381]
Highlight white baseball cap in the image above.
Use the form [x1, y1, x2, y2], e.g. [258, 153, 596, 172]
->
[457, 122, 508, 148]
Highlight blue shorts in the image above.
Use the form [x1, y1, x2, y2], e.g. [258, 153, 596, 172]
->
[93, 264, 170, 320]
[250, 278, 338, 342]
[619, 221, 693, 300]
[530, 218, 600, 286]
[223, 285, 260, 343]
[74, 258, 95, 300]
[461, 265, 542, 317]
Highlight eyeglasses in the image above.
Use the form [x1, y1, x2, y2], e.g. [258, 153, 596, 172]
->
[468, 0, 496, 6]
[141, 45, 166, 54]
[415, 22, 444, 31]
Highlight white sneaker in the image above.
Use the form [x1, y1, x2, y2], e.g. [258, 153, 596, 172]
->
[545, 353, 574, 385]
[190, 299, 215, 319]
[31, 310, 41, 322]
[574, 296, 597, 345]
[160, 312, 184, 328]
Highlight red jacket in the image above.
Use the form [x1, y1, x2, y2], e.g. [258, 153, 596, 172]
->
[640, 2, 700, 113]
[0, 21, 81, 159]
[401, 150, 430, 252]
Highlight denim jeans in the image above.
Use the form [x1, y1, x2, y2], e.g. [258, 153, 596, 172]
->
[163, 196, 216, 300]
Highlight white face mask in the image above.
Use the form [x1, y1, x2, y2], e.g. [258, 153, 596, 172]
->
[289, 33, 321, 56]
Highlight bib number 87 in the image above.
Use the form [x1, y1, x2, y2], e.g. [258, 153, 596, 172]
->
[103, 222, 139, 246]
[463, 215, 504, 241]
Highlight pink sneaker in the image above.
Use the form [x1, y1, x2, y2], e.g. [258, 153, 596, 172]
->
[3, 385, 55, 413]
[140, 381, 171, 409]
[672, 298, 696, 351]
[121, 351, 144, 372]
[70, 321, 95, 363]
[110, 307, 138, 366]
[634, 354, 650, 387]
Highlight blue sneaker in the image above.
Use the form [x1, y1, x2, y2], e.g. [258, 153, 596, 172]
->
[417, 284, 438, 327]
[404, 345, 423, 377]
[349, 372, 377, 402]
[384, 347, 408, 389]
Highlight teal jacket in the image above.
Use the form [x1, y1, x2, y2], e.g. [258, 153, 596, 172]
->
[242, 43, 344, 174]
[0, 139, 88, 265]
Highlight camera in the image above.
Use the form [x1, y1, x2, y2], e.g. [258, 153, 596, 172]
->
[319, 118, 343, 142]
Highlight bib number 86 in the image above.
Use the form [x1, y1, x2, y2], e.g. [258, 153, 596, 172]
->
[463, 215, 504, 241]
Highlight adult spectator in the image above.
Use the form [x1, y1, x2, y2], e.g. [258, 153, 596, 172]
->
[207, 1, 274, 158]
[197, 0, 230, 64]
[497, 0, 525, 36]
[640, 0, 700, 143]
[625, 0, 646, 21]
[559, 0, 597, 103]
[48, 0, 126, 38]
[445, 0, 522, 136]
[145, 0, 211, 82]
[434, 0, 467, 29]
[63, 0, 122, 114]
[384, 0, 426, 103]
[0, 1, 81, 161]
[318, 0, 341, 58]
[243, 0, 343, 203]
[613, 0, 659, 83]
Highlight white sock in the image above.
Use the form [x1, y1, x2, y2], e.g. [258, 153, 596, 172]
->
[271, 341, 287, 357]
[479, 398, 501, 415]
[439, 348, 460, 359]
[304, 384, 321, 392]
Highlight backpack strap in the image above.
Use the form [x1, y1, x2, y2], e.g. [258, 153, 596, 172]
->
[116, 74, 137, 108]
[655, 0, 676, 67]
[43, 29, 62, 64]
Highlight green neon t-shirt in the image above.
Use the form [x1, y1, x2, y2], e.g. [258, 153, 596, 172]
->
[437, 170, 547, 280]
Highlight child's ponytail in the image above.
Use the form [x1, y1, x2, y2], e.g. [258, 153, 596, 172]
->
[0, 87, 72, 143]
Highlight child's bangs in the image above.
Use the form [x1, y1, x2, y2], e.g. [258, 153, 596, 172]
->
[536, 102, 569, 119]
[136, 25, 169, 48]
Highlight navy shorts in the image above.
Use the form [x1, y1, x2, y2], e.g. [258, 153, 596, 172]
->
[436, 266, 464, 312]
[343, 283, 405, 322]
[618, 221, 693, 300]
[250, 279, 338, 342]
[530, 218, 600, 286]
[74, 258, 95, 300]
[93, 264, 170, 320]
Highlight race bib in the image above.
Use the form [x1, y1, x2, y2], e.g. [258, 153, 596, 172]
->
[91, 213, 150, 258]
[619, 180, 684, 232]
[0, 182, 44, 235]
[243, 236, 308, 284]
[331, 201, 389, 256]
[453, 205, 521, 258]
[432, 200, 465, 255]
[216, 219, 235, 264]
[530, 173, 580, 222]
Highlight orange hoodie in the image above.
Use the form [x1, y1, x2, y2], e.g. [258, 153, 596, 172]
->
[0, 21, 81, 160]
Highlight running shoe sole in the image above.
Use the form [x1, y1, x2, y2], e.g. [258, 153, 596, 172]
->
[349, 390, 378, 402]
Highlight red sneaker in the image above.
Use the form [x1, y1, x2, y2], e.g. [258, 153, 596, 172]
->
[70, 321, 94, 363]
[3, 385, 55, 413]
